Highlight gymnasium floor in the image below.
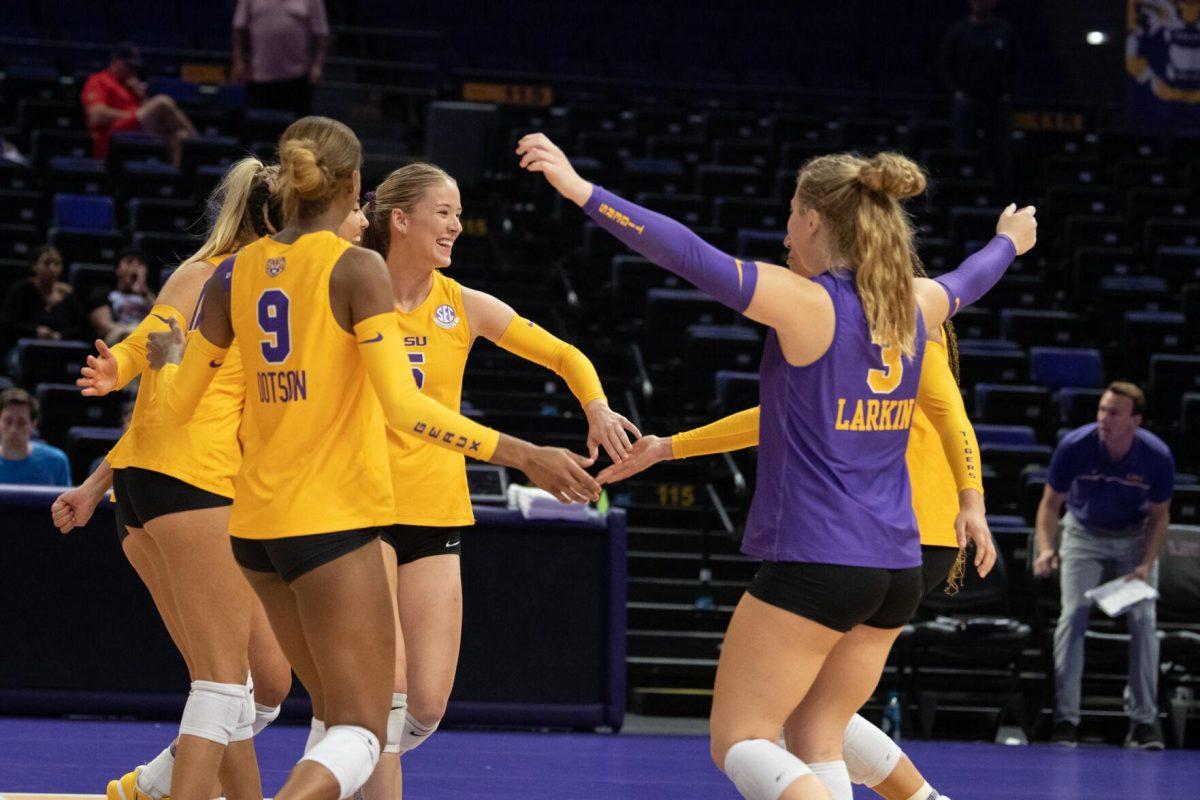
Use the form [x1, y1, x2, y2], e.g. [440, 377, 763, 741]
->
[2, 717, 1199, 799]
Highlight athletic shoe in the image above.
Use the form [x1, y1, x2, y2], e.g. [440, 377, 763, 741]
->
[1050, 720, 1078, 747]
[1125, 721, 1165, 750]
[106, 767, 159, 800]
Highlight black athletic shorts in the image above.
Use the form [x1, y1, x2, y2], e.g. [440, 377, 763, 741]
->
[380, 524, 462, 564]
[747, 561, 924, 632]
[112, 467, 232, 542]
[921, 545, 961, 596]
[231, 528, 380, 583]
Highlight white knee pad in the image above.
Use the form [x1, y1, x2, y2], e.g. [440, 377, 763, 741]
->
[304, 717, 327, 755]
[299, 724, 380, 799]
[723, 739, 812, 800]
[384, 692, 406, 754]
[808, 760, 852, 800]
[843, 713, 902, 787]
[398, 709, 440, 755]
[179, 680, 252, 745]
[252, 703, 282, 736]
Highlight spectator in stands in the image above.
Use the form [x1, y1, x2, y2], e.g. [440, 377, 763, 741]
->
[939, 0, 1016, 189]
[80, 42, 198, 167]
[1034, 382, 1173, 750]
[88, 399, 134, 476]
[0, 388, 71, 487]
[86, 248, 156, 345]
[232, 0, 330, 118]
[0, 246, 85, 364]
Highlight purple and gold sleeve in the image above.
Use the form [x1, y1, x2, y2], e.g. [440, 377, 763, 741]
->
[934, 235, 1016, 317]
[583, 185, 758, 313]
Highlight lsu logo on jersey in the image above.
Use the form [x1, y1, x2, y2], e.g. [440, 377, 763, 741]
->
[265, 257, 286, 277]
[434, 304, 459, 329]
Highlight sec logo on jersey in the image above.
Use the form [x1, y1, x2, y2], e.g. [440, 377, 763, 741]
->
[434, 304, 459, 329]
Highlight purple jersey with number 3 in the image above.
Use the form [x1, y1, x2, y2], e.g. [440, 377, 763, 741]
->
[742, 271, 926, 569]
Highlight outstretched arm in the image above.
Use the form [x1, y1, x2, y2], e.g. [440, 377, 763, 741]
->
[464, 286, 640, 461]
[914, 204, 1037, 330]
[517, 133, 829, 340]
[597, 406, 761, 485]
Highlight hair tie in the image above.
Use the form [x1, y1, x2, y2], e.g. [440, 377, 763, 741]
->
[363, 190, 377, 211]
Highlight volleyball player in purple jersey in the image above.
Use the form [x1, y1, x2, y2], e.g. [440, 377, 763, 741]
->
[518, 133, 1036, 800]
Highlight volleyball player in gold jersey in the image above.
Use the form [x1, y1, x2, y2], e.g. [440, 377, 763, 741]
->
[340, 163, 637, 799]
[53, 165, 371, 800]
[151, 116, 598, 800]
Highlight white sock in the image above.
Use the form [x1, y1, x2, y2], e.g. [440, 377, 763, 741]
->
[136, 740, 175, 800]
[304, 717, 326, 755]
[905, 782, 940, 800]
[809, 760, 852, 800]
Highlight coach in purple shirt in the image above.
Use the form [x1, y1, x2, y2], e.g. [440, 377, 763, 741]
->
[1034, 381, 1174, 750]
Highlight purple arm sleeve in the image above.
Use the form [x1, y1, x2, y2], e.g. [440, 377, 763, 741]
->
[583, 185, 759, 313]
[934, 235, 1016, 316]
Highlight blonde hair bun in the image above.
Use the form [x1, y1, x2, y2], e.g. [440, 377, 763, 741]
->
[279, 138, 330, 197]
[857, 152, 926, 200]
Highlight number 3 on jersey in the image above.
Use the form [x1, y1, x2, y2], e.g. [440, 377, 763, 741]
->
[867, 343, 903, 394]
[257, 289, 292, 364]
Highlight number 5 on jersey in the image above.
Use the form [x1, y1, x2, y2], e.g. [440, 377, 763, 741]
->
[258, 289, 292, 364]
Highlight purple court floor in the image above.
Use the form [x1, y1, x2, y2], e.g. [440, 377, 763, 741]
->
[2, 718, 1200, 799]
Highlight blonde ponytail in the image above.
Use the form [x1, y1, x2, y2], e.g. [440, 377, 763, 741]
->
[276, 116, 361, 223]
[795, 151, 928, 358]
[187, 157, 279, 266]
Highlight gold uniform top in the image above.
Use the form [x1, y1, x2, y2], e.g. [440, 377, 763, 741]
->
[106, 255, 244, 498]
[389, 271, 475, 526]
[228, 231, 394, 539]
[906, 338, 982, 549]
[672, 338, 983, 549]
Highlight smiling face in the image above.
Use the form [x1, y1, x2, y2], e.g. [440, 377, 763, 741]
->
[337, 202, 369, 244]
[392, 178, 462, 269]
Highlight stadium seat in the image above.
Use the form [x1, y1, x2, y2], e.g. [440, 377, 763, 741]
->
[735, 230, 783, 261]
[35, 384, 123, 449]
[15, 339, 91, 389]
[634, 193, 708, 226]
[974, 384, 1053, 430]
[577, 131, 638, 168]
[1146, 217, 1200, 249]
[644, 289, 734, 352]
[45, 157, 109, 197]
[1114, 158, 1174, 190]
[1055, 387, 1104, 428]
[974, 424, 1038, 446]
[611, 255, 686, 318]
[713, 197, 783, 232]
[128, 198, 198, 235]
[684, 324, 761, 375]
[1065, 214, 1127, 250]
[0, 189, 42, 227]
[30, 130, 92, 167]
[1153, 245, 1200, 288]
[0, 223, 41, 261]
[1122, 311, 1189, 379]
[1028, 347, 1103, 390]
[714, 371, 759, 412]
[695, 165, 762, 197]
[52, 194, 115, 232]
[1172, 484, 1200, 526]
[712, 138, 774, 169]
[957, 346, 1027, 389]
[179, 136, 242, 175]
[1180, 393, 1200, 472]
[949, 306, 998, 340]
[121, 161, 187, 200]
[47, 227, 125, 267]
[241, 108, 295, 146]
[1000, 309, 1086, 348]
[647, 135, 708, 166]
[1149, 355, 1200, 421]
[68, 262, 114, 303]
[106, 132, 169, 172]
[132, 231, 202, 272]
[974, 274, 1046, 310]
[621, 159, 685, 196]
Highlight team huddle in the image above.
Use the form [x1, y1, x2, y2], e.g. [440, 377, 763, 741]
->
[49, 116, 1036, 800]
